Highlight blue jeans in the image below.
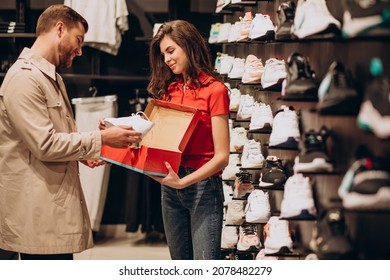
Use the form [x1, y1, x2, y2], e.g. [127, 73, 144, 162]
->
[161, 166, 224, 260]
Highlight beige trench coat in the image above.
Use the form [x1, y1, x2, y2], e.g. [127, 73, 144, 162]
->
[0, 48, 102, 254]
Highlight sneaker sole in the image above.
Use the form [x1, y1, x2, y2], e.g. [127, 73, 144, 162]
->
[342, 187, 390, 210]
[293, 157, 333, 173]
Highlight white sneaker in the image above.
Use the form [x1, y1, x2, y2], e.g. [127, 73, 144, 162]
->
[214, 52, 228, 73]
[263, 216, 293, 254]
[237, 11, 253, 42]
[249, 13, 275, 41]
[208, 23, 221, 44]
[280, 173, 317, 219]
[229, 88, 241, 112]
[225, 199, 246, 225]
[152, 23, 163, 37]
[241, 139, 264, 168]
[237, 223, 261, 251]
[261, 58, 287, 90]
[216, 0, 231, 13]
[222, 154, 241, 180]
[228, 57, 245, 79]
[292, 0, 341, 39]
[236, 94, 255, 120]
[230, 126, 248, 152]
[269, 106, 300, 149]
[223, 182, 234, 206]
[221, 224, 238, 249]
[219, 55, 235, 75]
[249, 102, 273, 132]
[245, 189, 271, 223]
[342, 9, 384, 38]
[228, 21, 241, 42]
[241, 54, 265, 84]
[104, 111, 154, 138]
[256, 249, 278, 260]
[217, 22, 232, 43]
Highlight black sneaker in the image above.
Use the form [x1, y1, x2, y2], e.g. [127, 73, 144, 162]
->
[317, 61, 361, 115]
[283, 52, 318, 101]
[342, 0, 390, 38]
[310, 208, 356, 259]
[357, 58, 390, 139]
[275, 1, 296, 40]
[293, 126, 334, 173]
[234, 170, 254, 199]
[259, 156, 287, 188]
[338, 150, 390, 210]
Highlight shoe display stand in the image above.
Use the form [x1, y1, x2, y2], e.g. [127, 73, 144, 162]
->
[216, 0, 390, 260]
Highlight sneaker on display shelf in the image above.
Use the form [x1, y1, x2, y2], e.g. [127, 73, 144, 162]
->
[341, 0, 390, 38]
[317, 60, 361, 115]
[263, 216, 293, 255]
[230, 126, 248, 152]
[249, 13, 275, 41]
[259, 156, 288, 188]
[357, 58, 390, 139]
[241, 139, 264, 168]
[309, 208, 356, 259]
[237, 222, 262, 251]
[293, 126, 334, 173]
[245, 189, 271, 223]
[221, 224, 239, 249]
[225, 199, 246, 225]
[233, 170, 254, 199]
[280, 173, 317, 220]
[291, 0, 341, 39]
[249, 102, 273, 133]
[275, 0, 296, 40]
[269, 106, 300, 149]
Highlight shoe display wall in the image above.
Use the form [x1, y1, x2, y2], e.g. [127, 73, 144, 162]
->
[214, 0, 390, 260]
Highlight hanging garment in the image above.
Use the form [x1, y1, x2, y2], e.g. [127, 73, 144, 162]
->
[64, 0, 129, 55]
[72, 95, 118, 231]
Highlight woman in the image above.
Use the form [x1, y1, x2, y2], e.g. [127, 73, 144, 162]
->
[148, 20, 230, 260]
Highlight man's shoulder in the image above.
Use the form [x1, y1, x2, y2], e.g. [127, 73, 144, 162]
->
[5, 58, 43, 80]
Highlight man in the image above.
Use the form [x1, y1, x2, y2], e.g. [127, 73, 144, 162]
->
[0, 4, 141, 260]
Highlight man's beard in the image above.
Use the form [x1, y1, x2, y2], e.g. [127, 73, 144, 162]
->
[58, 42, 73, 68]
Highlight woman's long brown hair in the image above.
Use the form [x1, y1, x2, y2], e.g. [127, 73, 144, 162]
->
[147, 20, 223, 99]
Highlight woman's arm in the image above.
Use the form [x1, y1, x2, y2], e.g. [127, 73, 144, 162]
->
[151, 114, 230, 189]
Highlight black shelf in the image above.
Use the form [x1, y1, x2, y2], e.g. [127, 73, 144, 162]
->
[61, 74, 149, 82]
[257, 185, 285, 191]
[247, 129, 272, 134]
[0, 32, 35, 38]
[267, 145, 299, 151]
[221, 34, 390, 45]
[239, 167, 262, 171]
[233, 118, 250, 122]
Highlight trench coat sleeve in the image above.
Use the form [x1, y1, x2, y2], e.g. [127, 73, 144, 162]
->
[3, 71, 101, 161]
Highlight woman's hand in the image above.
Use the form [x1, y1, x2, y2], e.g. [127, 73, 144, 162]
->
[149, 162, 185, 189]
[80, 159, 107, 168]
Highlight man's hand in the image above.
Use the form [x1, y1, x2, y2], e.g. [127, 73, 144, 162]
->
[100, 125, 142, 148]
[80, 159, 107, 168]
[98, 118, 106, 130]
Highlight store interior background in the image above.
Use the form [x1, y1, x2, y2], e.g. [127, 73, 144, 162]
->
[0, 0, 222, 246]
[1, 0, 389, 260]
